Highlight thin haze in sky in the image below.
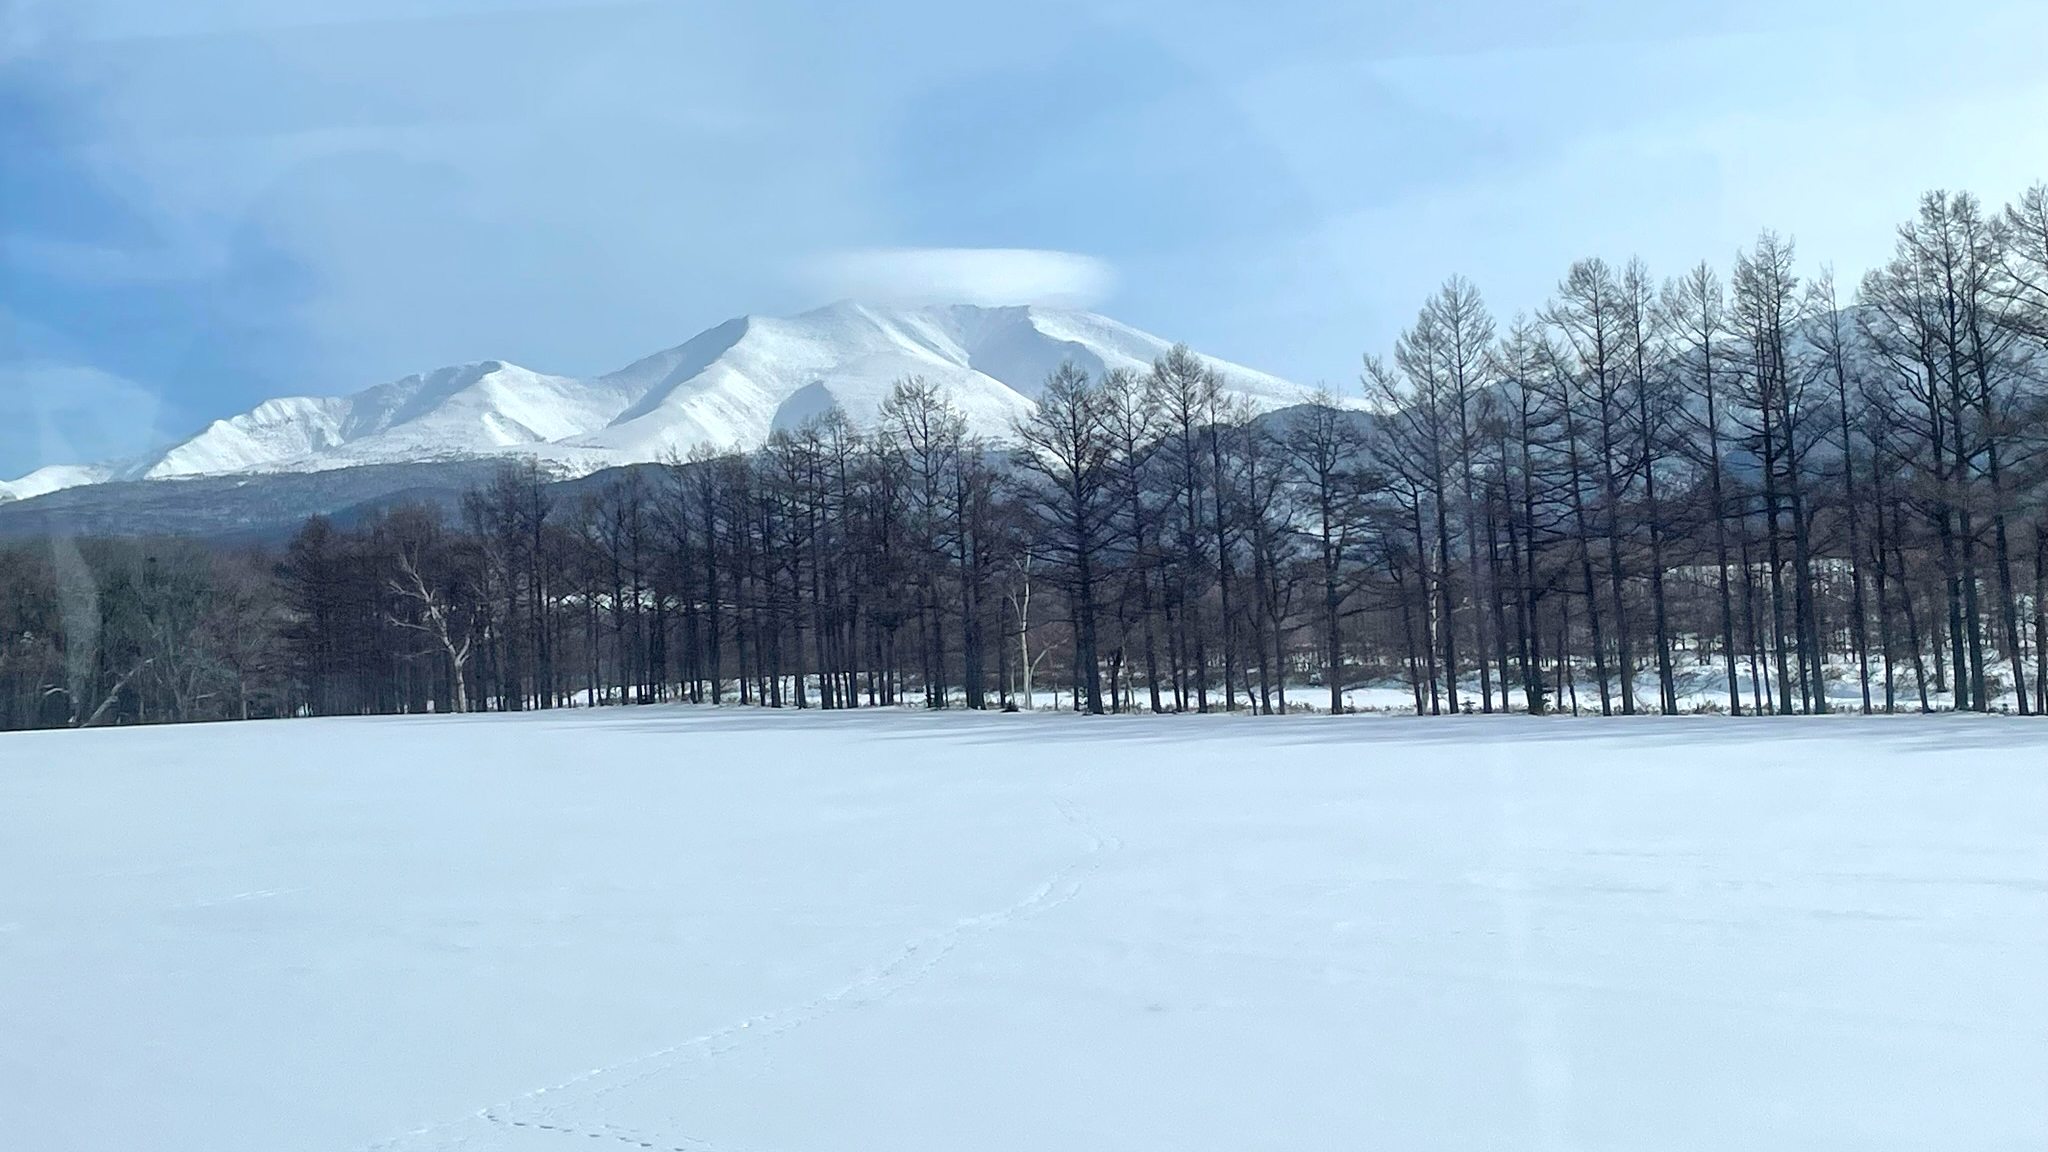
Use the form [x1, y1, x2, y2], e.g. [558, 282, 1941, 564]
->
[3, 0, 2044, 476]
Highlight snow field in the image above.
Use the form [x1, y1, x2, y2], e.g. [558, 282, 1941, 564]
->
[1, 708, 2043, 1150]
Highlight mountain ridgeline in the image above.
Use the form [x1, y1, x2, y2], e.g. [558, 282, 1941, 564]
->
[0, 302, 1306, 506]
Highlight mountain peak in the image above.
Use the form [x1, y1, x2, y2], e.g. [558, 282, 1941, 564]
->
[0, 303, 1307, 502]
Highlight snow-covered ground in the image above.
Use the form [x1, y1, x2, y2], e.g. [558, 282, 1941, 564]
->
[2, 708, 2043, 1151]
[1282, 654, 2034, 716]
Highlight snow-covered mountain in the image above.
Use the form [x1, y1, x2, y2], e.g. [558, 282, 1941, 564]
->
[1, 302, 1309, 503]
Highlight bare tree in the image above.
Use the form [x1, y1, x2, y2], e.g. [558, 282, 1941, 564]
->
[1014, 364, 1115, 714]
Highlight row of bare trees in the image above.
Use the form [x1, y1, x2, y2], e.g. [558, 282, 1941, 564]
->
[2, 183, 2043, 730]
[1353, 187, 2048, 717]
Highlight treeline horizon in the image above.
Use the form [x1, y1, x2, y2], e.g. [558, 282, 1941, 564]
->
[3, 182, 2045, 731]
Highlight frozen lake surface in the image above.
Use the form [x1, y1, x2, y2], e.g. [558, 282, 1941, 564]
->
[3, 708, 2044, 1151]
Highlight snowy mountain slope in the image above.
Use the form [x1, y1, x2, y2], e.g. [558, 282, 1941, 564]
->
[0, 303, 1311, 502]
[0, 463, 118, 502]
[141, 396, 354, 478]
[581, 303, 1050, 459]
[131, 362, 614, 481]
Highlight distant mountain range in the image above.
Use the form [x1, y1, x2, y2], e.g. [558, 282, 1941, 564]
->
[1, 302, 1310, 508]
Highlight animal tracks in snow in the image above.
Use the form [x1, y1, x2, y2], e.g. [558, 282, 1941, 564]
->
[363, 790, 1117, 1152]
[173, 887, 303, 910]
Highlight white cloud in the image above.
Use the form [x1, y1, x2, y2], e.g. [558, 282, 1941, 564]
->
[800, 247, 1117, 308]
[0, 360, 173, 480]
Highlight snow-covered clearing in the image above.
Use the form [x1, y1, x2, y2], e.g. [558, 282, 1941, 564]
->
[2, 709, 2044, 1151]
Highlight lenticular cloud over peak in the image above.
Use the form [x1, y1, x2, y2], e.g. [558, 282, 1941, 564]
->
[802, 247, 1116, 308]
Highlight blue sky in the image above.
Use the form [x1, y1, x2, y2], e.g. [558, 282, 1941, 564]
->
[3, 0, 2045, 477]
